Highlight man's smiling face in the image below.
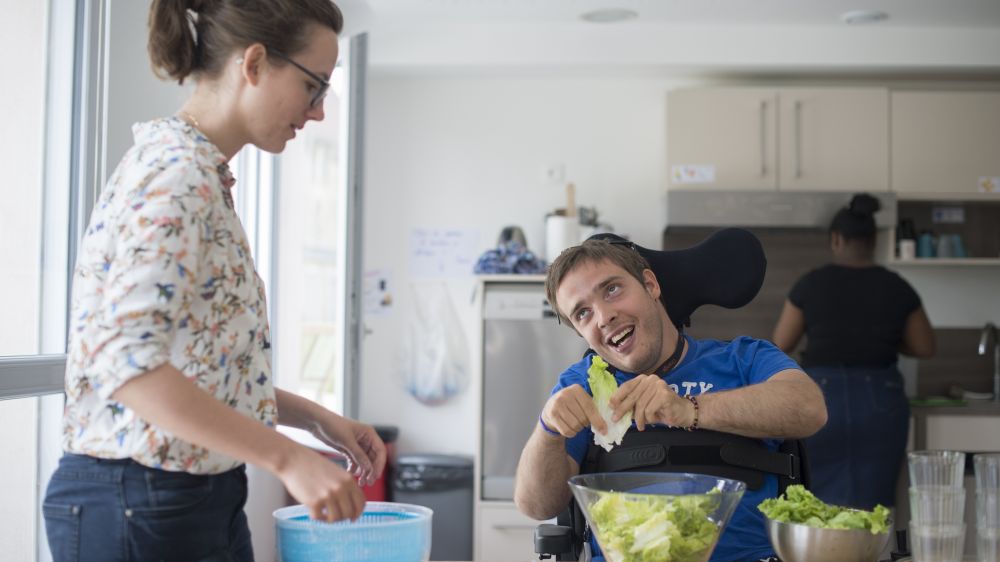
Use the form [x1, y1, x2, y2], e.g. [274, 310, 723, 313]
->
[556, 258, 670, 374]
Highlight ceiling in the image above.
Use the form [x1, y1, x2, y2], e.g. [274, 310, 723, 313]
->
[343, 0, 1000, 73]
[364, 0, 1000, 29]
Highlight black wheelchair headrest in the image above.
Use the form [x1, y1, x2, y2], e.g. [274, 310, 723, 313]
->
[588, 228, 766, 329]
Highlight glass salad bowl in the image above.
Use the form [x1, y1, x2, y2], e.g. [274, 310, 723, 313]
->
[569, 472, 746, 562]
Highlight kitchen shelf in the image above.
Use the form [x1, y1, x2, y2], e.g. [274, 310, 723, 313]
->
[894, 192, 1000, 202]
[890, 258, 1000, 267]
[891, 200, 1000, 265]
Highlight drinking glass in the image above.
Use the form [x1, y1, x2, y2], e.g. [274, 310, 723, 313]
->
[909, 450, 966, 489]
[976, 454, 1000, 562]
[910, 485, 966, 526]
[910, 522, 966, 562]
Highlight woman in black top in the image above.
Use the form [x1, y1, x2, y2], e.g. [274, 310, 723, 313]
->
[772, 193, 935, 510]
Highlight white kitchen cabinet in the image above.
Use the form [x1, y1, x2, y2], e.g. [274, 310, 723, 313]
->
[476, 501, 552, 562]
[892, 91, 1000, 195]
[776, 88, 889, 192]
[667, 87, 889, 192]
[924, 415, 1000, 452]
[667, 88, 778, 190]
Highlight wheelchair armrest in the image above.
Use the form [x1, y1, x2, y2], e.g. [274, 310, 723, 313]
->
[534, 523, 576, 559]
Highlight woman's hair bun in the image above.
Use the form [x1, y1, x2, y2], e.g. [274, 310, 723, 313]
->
[848, 193, 880, 217]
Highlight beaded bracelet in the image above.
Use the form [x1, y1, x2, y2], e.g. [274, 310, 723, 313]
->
[684, 395, 700, 432]
[538, 415, 561, 437]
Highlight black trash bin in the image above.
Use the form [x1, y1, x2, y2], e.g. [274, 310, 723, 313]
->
[393, 454, 474, 561]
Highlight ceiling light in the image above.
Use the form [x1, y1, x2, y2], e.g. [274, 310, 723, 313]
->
[840, 9, 889, 25]
[580, 8, 638, 24]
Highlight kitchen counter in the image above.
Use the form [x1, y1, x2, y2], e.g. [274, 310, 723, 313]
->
[910, 400, 1000, 451]
[911, 400, 1000, 417]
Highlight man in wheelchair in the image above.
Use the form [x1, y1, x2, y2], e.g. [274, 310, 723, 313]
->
[514, 231, 828, 562]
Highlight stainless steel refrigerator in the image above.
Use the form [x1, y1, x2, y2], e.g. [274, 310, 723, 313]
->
[480, 281, 588, 501]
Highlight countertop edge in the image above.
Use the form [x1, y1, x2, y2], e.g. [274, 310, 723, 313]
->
[910, 403, 1000, 416]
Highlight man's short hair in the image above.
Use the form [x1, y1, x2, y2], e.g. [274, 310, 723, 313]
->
[544, 239, 651, 325]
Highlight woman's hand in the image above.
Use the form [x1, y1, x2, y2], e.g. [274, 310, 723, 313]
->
[273, 389, 387, 487]
[278, 446, 367, 522]
[312, 415, 387, 487]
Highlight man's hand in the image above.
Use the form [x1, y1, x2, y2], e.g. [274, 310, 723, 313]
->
[610, 374, 694, 431]
[540, 384, 608, 438]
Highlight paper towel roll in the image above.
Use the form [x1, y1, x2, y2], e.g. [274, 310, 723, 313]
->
[546, 215, 580, 262]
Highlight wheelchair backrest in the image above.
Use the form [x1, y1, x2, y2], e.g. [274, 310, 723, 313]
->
[589, 228, 766, 329]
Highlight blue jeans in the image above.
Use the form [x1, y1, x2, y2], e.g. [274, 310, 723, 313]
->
[803, 365, 909, 509]
[43, 454, 253, 562]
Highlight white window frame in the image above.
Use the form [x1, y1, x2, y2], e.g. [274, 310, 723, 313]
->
[0, 0, 87, 398]
[340, 33, 367, 419]
[0, 357, 66, 401]
[0, 2, 100, 561]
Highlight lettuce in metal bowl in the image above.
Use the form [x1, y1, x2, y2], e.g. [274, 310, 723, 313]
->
[758, 485, 890, 534]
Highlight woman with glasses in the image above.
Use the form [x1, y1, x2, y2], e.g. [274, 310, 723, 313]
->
[42, 1, 383, 560]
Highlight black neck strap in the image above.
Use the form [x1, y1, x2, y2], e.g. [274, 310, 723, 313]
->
[654, 330, 686, 376]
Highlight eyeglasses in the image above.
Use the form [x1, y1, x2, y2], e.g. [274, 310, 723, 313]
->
[266, 47, 330, 108]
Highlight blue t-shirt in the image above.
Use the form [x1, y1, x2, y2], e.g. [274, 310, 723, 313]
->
[551, 335, 800, 562]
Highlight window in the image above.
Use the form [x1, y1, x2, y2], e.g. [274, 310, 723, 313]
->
[0, 1, 47, 359]
[0, 1, 77, 561]
[272, 40, 358, 415]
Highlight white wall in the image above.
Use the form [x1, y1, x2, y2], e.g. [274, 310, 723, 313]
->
[105, 0, 191, 182]
[897, 268, 1000, 328]
[359, 74, 694, 457]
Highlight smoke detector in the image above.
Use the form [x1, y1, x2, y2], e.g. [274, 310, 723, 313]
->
[580, 8, 639, 23]
[840, 9, 889, 25]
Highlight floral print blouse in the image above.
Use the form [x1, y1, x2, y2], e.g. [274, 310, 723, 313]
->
[63, 117, 276, 474]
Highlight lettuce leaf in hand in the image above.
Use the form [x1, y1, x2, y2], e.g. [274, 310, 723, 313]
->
[588, 355, 632, 452]
[758, 485, 890, 535]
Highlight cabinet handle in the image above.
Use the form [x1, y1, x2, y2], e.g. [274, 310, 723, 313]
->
[795, 100, 803, 179]
[759, 100, 767, 177]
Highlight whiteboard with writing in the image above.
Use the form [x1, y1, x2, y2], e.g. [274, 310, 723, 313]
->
[409, 227, 481, 278]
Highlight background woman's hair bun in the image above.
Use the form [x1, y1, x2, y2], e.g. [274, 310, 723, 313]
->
[848, 193, 881, 217]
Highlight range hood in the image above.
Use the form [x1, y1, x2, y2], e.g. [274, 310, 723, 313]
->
[666, 190, 897, 229]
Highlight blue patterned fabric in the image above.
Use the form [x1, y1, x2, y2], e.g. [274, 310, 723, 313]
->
[473, 241, 547, 274]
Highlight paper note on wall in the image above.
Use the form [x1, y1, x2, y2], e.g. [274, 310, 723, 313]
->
[409, 228, 481, 278]
[672, 164, 716, 184]
[979, 177, 1000, 193]
[363, 269, 393, 316]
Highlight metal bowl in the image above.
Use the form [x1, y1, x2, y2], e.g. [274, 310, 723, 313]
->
[765, 516, 890, 562]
